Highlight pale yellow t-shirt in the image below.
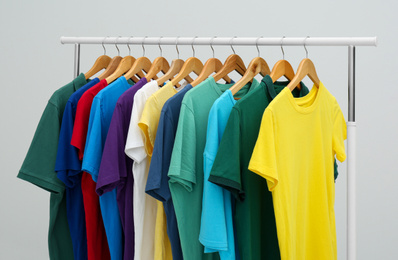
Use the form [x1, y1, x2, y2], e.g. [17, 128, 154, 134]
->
[139, 82, 177, 260]
[249, 82, 346, 260]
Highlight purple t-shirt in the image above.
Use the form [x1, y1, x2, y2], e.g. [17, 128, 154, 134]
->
[97, 77, 147, 260]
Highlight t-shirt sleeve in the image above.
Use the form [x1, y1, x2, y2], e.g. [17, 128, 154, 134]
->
[209, 107, 244, 200]
[55, 101, 81, 188]
[71, 94, 93, 160]
[96, 103, 129, 195]
[248, 108, 278, 191]
[333, 105, 347, 162]
[146, 111, 170, 202]
[82, 97, 103, 182]
[168, 103, 196, 192]
[138, 98, 158, 157]
[125, 95, 147, 164]
[18, 101, 65, 194]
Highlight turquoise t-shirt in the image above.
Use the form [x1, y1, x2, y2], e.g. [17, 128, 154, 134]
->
[82, 76, 134, 260]
[200, 82, 258, 259]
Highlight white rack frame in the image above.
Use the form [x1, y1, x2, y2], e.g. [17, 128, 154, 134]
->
[60, 36, 377, 260]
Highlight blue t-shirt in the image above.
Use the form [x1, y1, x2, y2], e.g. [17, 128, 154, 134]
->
[55, 77, 99, 260]
[82, 76, 134, 260]
[200, 81, 257, 259]
[145, 84, 192, 260]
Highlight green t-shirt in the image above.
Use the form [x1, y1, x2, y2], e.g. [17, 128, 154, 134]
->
[18, 73, 88, 260]
[168, 77, 258, 260]
[209, 75, 309, 259]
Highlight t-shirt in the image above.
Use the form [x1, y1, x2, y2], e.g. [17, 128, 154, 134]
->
[248, 82, 347, 260]
[124, 80, 160, 260]
[168, 77, 242, 260]
[138, 82, 179, 260]
[18, 73, 88, 260]
[200, 79, 258, 260]
[82, 76, 134, 260]
[55, 77, 99, 260]
[209, 76, 308, 259]
[71, 79, 110, 260]
[145, 85, 193, 260]
[96, 77, 148, 260]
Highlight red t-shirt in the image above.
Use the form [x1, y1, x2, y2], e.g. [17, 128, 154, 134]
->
[71, 79, 110, 260]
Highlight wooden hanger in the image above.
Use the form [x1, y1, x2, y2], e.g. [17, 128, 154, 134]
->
[84, 55, 111, 80]
[229, 57, 270, 95]
[191, 58, 231, 87]
[213, 54, 247, 82]
[156, 59, 191, 87]
[170, 57, 203, 86]
[269, 59, 300, 90]
[124, 57, 154, 81]
[145, 57, 170, 81]
[285, 58, 320, 91]
[97, 56, 122, 80]
[105, 56, 137, 84]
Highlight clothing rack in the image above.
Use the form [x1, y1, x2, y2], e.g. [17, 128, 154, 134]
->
[60, 36, 378, 260]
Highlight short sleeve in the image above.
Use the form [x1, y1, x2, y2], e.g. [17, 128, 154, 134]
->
[209, 107, 243, 200]
[96, 103, 129, 195]
[55, 101, 81, 188]
[138, 97, 158, 157]
[71, 94, 93, 160]
[18, 102, 65, 194]
[146, 111, 170, 202]
[333, 107, 347, 162]
[125, 94, 147, 164]
[168, 103, 196, 192]
[248, 108, 278, 191]
[82, 97, 103, 182]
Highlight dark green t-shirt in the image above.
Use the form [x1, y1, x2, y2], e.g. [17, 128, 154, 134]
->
[18, 73, 88, 260]
[209, 75, 309, 259]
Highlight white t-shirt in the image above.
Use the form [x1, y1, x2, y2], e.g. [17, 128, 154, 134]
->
[125, 80, 160, 260]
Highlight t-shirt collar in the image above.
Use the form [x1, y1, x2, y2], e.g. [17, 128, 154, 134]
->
[73, 73, 89, 91]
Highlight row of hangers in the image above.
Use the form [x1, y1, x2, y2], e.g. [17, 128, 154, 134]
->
[84, 36, 320, 94]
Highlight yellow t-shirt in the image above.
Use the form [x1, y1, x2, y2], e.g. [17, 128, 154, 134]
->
[249, 82, 346, 260]
[139, 82, 176, 260]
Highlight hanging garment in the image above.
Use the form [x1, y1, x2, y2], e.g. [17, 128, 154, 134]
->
[96, 77, 148, 260]
[82, 77, 135, 260]
[210, 75, 308, 259]
[139, 81, 184, 260]
[249, 82, 347, 260]
[55, 77, 99, 260]
[125, 80, 160, 260]
[200, 79, 259, 260]
[71, 79, 110, 260]
[145, 84, 193, 260]
[18, 73, 88, 260]
[168, 76, 242, 260]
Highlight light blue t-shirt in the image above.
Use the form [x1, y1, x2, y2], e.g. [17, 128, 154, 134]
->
[200, 79, 258, 260]
[82, 76, 134, 260]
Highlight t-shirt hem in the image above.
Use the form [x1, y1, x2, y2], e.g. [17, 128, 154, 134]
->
[17, 170, 64, 194]
[208, 174, 245, 201]
[199, 236, 228, 251]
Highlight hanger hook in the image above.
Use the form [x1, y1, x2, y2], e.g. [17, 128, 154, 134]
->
[142, 36, 147, 57]
[280, 36, 286, 60]
[191, 36, 198, 57]
[127, 36, 133, 56]
[102, 36, 108, 55]
[175, 36, 180, 59]
[210, 36, 216, 58]
[256, 36, 263, 57]
[304, 36, 310, 58]
[158, 36, 163, 57]
[114, 36, 121, 56]
[230, 36, 237, 54]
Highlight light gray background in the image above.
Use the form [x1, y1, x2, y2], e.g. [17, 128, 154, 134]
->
[0, 0, 395, 259]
